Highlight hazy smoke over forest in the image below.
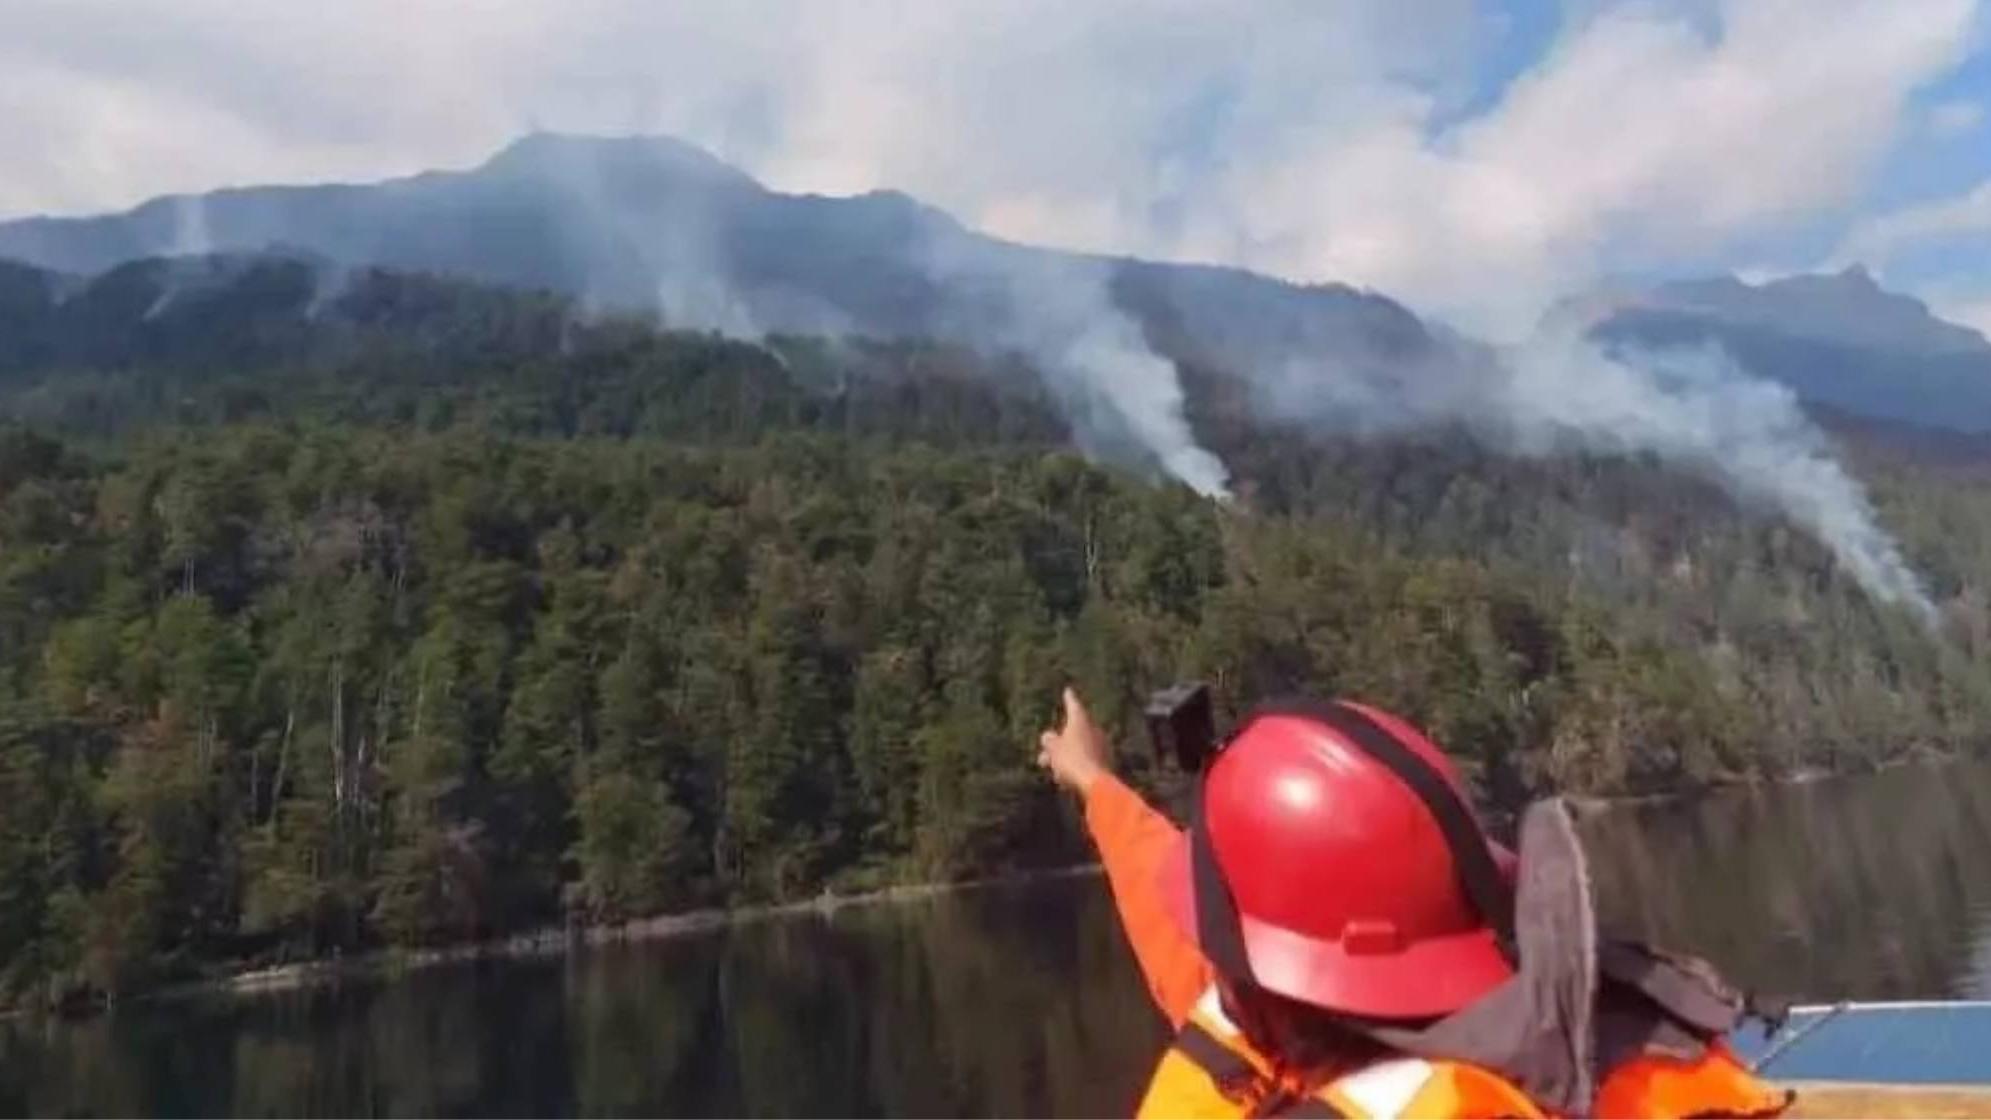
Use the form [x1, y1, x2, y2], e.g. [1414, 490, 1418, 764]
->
[906, 225, 1932, 618]
[1200, 305, 1935, 618]
[920, 242, 1230, 499]
[1496, 332, 1935, 620]
[614, 167, 1930, 616]
[61, 136, 1935, 617]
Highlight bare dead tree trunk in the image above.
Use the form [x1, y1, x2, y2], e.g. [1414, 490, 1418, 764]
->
[1083, 516, 1100, 589]
[268, 695, 295, 830]
[412, 662, 428, 744]
[248, 729, 260, 824]
[369, 674, 390, 838]
[330, 658, 346, 852]
[392, 542, 409, 626]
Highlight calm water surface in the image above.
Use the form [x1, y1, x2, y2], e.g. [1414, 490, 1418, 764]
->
[5, 761, 1990, 1117]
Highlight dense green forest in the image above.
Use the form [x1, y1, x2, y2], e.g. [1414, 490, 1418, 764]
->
[3, 258, 1990, 1010]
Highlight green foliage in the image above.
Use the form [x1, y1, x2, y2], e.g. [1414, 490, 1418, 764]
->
[571, 766, 694, 919]
[2, 274, 1989, 1009]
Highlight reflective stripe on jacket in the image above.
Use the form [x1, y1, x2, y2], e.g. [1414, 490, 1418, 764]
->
[1134, 985, 1546, 1119]
[1084, 775, 1792, 1119]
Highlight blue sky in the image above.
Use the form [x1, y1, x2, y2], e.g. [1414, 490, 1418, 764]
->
[4, 0, 1990, 337]
[1438, 0, 1991, 327]
[1873, 43, 1991, 209]
[1845, 39, 1991, 316]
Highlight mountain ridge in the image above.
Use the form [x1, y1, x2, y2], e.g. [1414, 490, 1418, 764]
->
[1595, 265, 1988, 353]
[1584, 266, 1991, 432]
[0, 132, 1459, 384]
[6, 131, 1991, 437]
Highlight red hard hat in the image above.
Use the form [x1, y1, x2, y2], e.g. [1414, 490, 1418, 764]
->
[1160, 700, 1516, 1020]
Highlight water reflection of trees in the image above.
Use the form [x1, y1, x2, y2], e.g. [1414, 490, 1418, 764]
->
[12, 769, 1991, 1116]
[1585, 761, 1991, 1002]
[682, 880, 1163, 1117]
[550, 879, 1163, 1117]
[1, 878, 1165, 1117]
[3, 951, 639, 1113]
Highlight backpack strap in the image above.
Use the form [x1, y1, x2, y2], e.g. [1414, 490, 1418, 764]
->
[1174, 1019, 1263, 1101]
[1598, 940, 1793, 1036]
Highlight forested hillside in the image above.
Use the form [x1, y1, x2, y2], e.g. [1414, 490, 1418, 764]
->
[4, 258, 1990, 1010]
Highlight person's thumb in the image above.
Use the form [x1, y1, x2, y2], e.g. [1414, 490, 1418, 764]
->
[1062, 687, 1086, 730]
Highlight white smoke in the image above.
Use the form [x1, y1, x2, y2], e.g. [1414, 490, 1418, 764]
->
[303, 260, 356, 320]
[1055, 306, 1229, 498]
[166, 192, 211, 256]
[927, 245, 1228, 497]
[141, 193, 217, 320]
[1229, 305, 1935, 617]
[500, 136, 1229, 495]
[57, 132, 1934, 595]
[653, 266, 760, 339]
[1492, 329, 1935, 619]
[915, 233, 1226, 499]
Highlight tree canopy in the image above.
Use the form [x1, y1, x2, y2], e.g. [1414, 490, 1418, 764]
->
[2, 261, 1987, 1011]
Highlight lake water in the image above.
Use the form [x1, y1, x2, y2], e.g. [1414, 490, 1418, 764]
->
[5, 761, 1990, 1117]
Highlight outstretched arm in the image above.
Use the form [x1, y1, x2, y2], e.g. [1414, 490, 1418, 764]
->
[1040, 689, 1211, 1026]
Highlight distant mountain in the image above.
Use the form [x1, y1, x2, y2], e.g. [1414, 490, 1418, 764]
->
[15, 133, 1991, 445]
[0, 133, 1448, 404]
[1581, 266, 1991, 432]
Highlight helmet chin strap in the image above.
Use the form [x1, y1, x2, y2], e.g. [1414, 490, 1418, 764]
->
[1190, 698, 1520, 992]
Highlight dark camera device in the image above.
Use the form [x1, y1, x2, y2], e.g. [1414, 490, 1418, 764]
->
[1145, 681, 1217, 772]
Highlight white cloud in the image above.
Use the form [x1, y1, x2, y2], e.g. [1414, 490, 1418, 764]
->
[0, 0, 1976, 337]
[1929, 97, 1986, 137]
[1834, 179, 1991, 267]
[1167, 0, 1974, 336]
[1928, 289, 1991, 339]
[0, 0, 1475, 218]
[0, 1, 552, 216]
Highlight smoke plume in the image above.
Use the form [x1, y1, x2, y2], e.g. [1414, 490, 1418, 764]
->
[141, 194, 216, 320]
[1496, 329, 1935, 620]
[45, 133, 1930, 613]
[1239, 309, 1934, 617]
[925, 241, 1228, 498]
[523, 140, 1230, 497]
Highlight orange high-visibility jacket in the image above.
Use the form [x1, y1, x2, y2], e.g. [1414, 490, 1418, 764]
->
[1085, 775, 1791, 1119]
[1137, 982, 1548, 1118]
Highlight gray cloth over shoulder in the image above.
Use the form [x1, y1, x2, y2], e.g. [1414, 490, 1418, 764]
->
[1359, 799, 1749, 1116]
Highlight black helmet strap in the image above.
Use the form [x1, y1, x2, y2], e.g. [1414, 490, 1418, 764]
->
[1189, 769, 1256, 983]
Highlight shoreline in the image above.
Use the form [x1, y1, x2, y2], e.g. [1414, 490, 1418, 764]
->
[22, 758, 1825, 1013]
[1560, 748, 1968, 819]
[127, 863, 1105, 1010]
[14, 752, 1976, 1021]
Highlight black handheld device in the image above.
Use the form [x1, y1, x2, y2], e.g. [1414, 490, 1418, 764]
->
[1144, 681, 1217, 772]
